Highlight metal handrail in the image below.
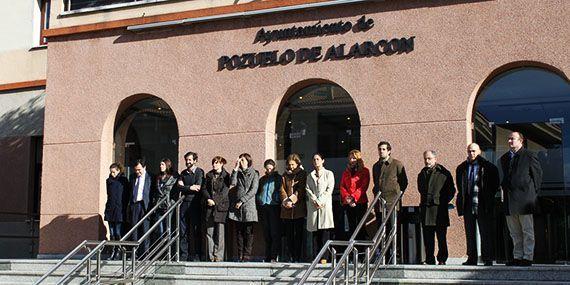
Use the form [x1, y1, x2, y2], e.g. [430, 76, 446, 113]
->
[122, 195, 169, 241]
[299, 191, 404, 285]
[34, 195, 183, 285]
[299, 191, 384, 284]
[33, 240, 89, 284]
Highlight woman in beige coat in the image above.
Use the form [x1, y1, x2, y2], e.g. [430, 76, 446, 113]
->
[305, 153, 335, 263]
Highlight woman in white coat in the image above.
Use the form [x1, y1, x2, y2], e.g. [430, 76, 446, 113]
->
[306, 153, 335, 264]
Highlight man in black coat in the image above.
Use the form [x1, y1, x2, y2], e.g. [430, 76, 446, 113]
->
[129, 158, 155, 254]
[174, 151, 205, 261]
[456, 143, 500, 266]
[417, 150, 456, 265]
[500, 132, 543, 266]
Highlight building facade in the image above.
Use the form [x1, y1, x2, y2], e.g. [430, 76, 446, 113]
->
[1, 0, 569, 263]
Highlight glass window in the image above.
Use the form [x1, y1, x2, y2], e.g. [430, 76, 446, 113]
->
[66, 0, 135, 11]
[114, 97, 178, 176]
[276, 83, 360, 176]
[473, 66, 570, 263]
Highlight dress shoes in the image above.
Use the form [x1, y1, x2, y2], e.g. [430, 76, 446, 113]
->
[483, 261, 493, 266]
[437, 261, 446, 265]
[519, 259, 532, 266]
[506, 259, 521, 266]
[462, 260, 477, 266]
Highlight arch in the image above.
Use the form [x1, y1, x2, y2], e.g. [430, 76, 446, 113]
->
[264, 78, 362, 160]
[465, 61, 569, 143]
[272, 80, 361, 170]
[467, 63, 570, 263]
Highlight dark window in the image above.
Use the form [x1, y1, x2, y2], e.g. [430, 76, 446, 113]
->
[473, 66, 570, 263]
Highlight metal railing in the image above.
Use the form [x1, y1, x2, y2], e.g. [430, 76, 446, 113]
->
[299, 191, 403, 285]
[34, 195, 183, 285]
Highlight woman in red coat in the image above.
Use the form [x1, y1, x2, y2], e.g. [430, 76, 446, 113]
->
[340, 150, 370, 240]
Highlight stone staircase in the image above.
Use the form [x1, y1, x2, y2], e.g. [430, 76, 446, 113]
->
[1, 259, 569, 284]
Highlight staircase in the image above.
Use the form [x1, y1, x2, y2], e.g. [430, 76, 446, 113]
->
[1, 259, 569, 284]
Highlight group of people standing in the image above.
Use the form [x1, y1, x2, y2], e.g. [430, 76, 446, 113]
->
[104, 131, 542, 267]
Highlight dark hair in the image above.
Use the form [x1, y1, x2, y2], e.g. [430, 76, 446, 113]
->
[313, 153, 325, 160]
[212, 156, 227, 165]
[134, 158, 146, 168]
[109, 162, 124, 173]
[264, 159, 276, 168]
[160, 158, 173, 175]
[378, 141, 392, 151]
[239, 153, 253, 167]
[512, 131, 525, 142]
[287, 153, 302, 165]
[184, 151, 198, 161]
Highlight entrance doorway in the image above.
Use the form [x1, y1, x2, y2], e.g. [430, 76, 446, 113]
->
[114, 96, 179, 176]
[473, 66, 570, 263]
[276, 83, 361, 260]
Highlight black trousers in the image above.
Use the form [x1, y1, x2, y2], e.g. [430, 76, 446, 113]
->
[235, 221, 255, 260]
[312, 228, 332, 259]
[179, 201, 202, 261]
[260, 205, 281, 261]
[130, 202, 149, 255]
[422, 225, 448, 264]
[345, 203, 368, 240]
[283, 218, 305, 262]
[464, 210, 496, 262]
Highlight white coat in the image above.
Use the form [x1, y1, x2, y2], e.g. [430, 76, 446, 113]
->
[305, 168, 335, 232]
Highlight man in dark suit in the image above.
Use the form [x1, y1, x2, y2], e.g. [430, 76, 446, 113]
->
[129, 158, 154, 254]
[174, 151, 205, 261]
[456, 143, 500, 266]
[417, 150, 456, 265]
[500, 132, 542, 266]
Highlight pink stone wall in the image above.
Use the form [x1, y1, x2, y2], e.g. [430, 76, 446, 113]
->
[41, 0, 569, 259]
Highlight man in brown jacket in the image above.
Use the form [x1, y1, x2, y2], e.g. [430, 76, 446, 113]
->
[372, 141, 408, 263]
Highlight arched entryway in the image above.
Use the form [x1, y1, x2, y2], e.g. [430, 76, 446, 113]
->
[113, 95, 179, 175]
[472, 65, 570, 263]
[276, 83, 360, 174]
[275, 82, 361, 260]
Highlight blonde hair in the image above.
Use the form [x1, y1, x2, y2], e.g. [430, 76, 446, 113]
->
[348, 149, 365, 171]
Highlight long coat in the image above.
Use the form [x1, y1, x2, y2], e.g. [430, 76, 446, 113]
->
[228, 167, 259, 222]
[372, 157, 408, 207]
[280, 168, 307, 219]
[202, 169, 231, 223]
[417, 164, 456, 227]
[104, 175, 129, 222]
[456, 156, 500, 217]
[500, 148, 543, 215]
[306, 168, 335, 232]
[154, 174, 177, 212]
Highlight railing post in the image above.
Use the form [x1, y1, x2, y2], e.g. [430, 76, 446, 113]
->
[176, 202, 181, 262]
[86, 255, 92, 283]
[331, 247, 337, 268]
[96, 249, 102, 281]
[344, 258, 349, 285]
[365, 247, 370, 285]
[391, 209, 397, 265]
[132, 247, 137, 280]
[353, 248, 358, 285]
[122, 246, 127, 280]
[167, 210, 172, 261]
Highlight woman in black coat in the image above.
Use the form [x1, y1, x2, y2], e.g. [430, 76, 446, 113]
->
[202, 156, 231, 261]
[104, 163, 129, 260]
[153, 158, 178, 238]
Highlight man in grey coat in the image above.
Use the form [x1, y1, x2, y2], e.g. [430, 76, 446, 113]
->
[500, 132, 542, 266]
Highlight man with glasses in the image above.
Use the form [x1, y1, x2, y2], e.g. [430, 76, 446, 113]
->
[500, 132, 542, 266]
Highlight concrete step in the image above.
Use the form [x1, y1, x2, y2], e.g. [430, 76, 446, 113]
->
[0, 260, 568, 285]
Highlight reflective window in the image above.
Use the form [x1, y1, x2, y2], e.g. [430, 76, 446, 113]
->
[114, 97, 178, 176]
[473, 67, 570, 263]
[276, 83, 360, 176]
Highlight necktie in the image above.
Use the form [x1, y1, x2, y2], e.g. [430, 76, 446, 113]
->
[133, 176, 140, 202]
